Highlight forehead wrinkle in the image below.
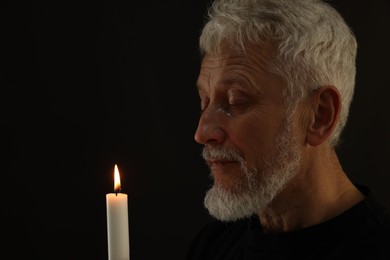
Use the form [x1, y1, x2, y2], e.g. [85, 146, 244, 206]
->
[217, 52, 271, 78]
[196, 70, 212, 93]
[197, 45, 276, 94]
[197, 56, 229, 93]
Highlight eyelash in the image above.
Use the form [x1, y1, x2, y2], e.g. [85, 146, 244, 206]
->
[223, 101, 241, 114]
[199, 100, 240, 117]
[199, 91, 249, 115]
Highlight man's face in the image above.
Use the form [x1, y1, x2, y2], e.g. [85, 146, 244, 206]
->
[194, 44, 302, 221]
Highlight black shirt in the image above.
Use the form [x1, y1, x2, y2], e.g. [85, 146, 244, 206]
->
[187, 185, 390, 259]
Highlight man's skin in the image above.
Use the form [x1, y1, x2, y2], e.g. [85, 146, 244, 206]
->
[195, 42, 364, 232]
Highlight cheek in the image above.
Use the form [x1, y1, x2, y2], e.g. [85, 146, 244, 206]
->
[228, 112, 282, 162]
[250, 108, 283, 139]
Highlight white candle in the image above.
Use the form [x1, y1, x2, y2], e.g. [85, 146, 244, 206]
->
[106, 164, 130, 260]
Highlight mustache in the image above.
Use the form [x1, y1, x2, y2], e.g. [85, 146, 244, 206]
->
[202, 147, 244, 162]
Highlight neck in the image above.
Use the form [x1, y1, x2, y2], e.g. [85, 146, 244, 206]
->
[258, 146, 364, 233]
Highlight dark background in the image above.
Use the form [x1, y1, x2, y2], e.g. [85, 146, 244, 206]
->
[1, 0, 389, 259]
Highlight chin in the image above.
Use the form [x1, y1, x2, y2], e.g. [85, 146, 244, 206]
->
[210, 170, 249, 194]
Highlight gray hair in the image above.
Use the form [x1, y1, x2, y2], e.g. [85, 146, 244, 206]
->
[199, 0, 357, 147]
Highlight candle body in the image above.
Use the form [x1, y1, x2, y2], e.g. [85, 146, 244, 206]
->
[106, 193, 130, 260]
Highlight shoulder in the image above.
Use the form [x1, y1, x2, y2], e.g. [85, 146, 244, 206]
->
[186, 218, 248, 260]
[357, 184, 390, 232]
[338, 185, 390, 256]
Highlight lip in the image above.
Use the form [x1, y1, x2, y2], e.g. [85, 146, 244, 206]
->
[207, 160, 238, 169]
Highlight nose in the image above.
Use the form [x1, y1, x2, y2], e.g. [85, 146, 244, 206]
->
[194, 107, 226, 145]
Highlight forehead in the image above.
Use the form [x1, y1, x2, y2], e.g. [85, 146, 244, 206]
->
[197, 43, 278, 92]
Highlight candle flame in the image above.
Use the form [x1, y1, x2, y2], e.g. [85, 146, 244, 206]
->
[114, 164, 121, 193]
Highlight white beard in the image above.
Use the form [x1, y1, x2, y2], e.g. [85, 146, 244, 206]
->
[203, 119, 301, 222]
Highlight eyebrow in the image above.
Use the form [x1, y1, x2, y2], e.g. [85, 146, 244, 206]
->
[218, 76, 257, 94]
[196, 74, 256, 95]
[195, 79, 206, 93]
[195, 72, 212, 92]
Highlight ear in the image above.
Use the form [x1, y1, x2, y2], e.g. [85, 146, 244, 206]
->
[306, 86, 341, 146]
